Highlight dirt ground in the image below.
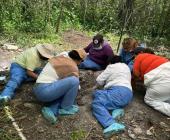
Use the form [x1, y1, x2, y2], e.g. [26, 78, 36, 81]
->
[0, 30, 170, 140]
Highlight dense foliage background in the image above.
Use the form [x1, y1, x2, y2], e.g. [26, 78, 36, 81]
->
[0, 0, 170, 46]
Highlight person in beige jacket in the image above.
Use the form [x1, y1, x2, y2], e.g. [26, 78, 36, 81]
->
[33, 49, 86, 124]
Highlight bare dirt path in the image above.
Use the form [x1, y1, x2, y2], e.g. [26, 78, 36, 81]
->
[0, 30, 170, 140]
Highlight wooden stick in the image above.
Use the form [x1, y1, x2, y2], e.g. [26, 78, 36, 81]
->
[4, 106, 27, 140]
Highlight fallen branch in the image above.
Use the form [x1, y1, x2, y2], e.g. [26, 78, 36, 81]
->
[4, 106, 27, 140]
[84, 126, 94, 140]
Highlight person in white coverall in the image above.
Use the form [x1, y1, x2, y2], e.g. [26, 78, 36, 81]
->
[133, 50, 170, 117]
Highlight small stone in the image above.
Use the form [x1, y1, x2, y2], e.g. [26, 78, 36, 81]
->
[3, 44, 18, 50]
[133, 127, 143, 135]
[24, 103, 35, 109]
[137, 110, 144, 115]
[128, 129, 136, 139]
[12, 98, 22, 107]
[18, 49, 23, 52]
[146, 126, 154, 136]
[17, 115, 27, 120]
[146, 130, 153, 136]
[159, 122, 168, 128]
[110, 136, 118, 140]
[165, 129, 170, 132]
[37, 126, 45, 133]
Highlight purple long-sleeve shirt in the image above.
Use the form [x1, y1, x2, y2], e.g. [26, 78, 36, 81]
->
[84, 42, 114, 66]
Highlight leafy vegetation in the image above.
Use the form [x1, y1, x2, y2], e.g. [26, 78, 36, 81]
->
[0, 0, 170, 47]
[70, 129, 86, 140]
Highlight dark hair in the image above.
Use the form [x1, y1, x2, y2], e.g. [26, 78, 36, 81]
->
[93, 34, 104, 44]
[108, 55, 122, 64]
[68, 50, 82, 61]
[134, 47, 145, 55]
[144, 48, 155, 54]
[134, 47, 155, 55]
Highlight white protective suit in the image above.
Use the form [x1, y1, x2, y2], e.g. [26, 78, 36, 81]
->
[144, 62, 170, 116]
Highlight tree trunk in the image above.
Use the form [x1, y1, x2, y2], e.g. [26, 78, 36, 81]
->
[56, 0, 64, 33]
[117, 0, 132, 53]
[83, 0, 88, 26]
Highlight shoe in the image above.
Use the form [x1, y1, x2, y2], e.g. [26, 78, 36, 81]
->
[72, 105, 79, 110]
[0, 96, 10, 106]
[59, 105, 79, 115]
[103, 123, 125, 138]
[112, 109, 124, 119]
[41, 107, 57, 124]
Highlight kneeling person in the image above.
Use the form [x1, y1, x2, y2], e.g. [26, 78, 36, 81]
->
[33, 49, 86, 124]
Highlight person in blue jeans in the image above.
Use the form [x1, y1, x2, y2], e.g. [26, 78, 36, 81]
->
[92, 55, 133, 138]
[119, 38, 145, 71]
[79, 34, 114, 71]
[33, 49, 87, 124]
[0, 44, 55, 106]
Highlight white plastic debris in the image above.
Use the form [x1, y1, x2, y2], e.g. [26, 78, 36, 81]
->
[0, 76, 6, 81]
[3, 44, 18, 50]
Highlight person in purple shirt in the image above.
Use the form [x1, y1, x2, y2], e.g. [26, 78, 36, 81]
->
[79, 34, 114, 71]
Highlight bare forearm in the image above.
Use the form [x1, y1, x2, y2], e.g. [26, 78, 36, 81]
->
[27, 70, 38, 79]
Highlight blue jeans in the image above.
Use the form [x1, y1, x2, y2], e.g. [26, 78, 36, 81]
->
[33, 76, 79, 116]
[1, 63, 41, 98]
[92, 86, 133, 128]
[79, 56, 103, 71]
